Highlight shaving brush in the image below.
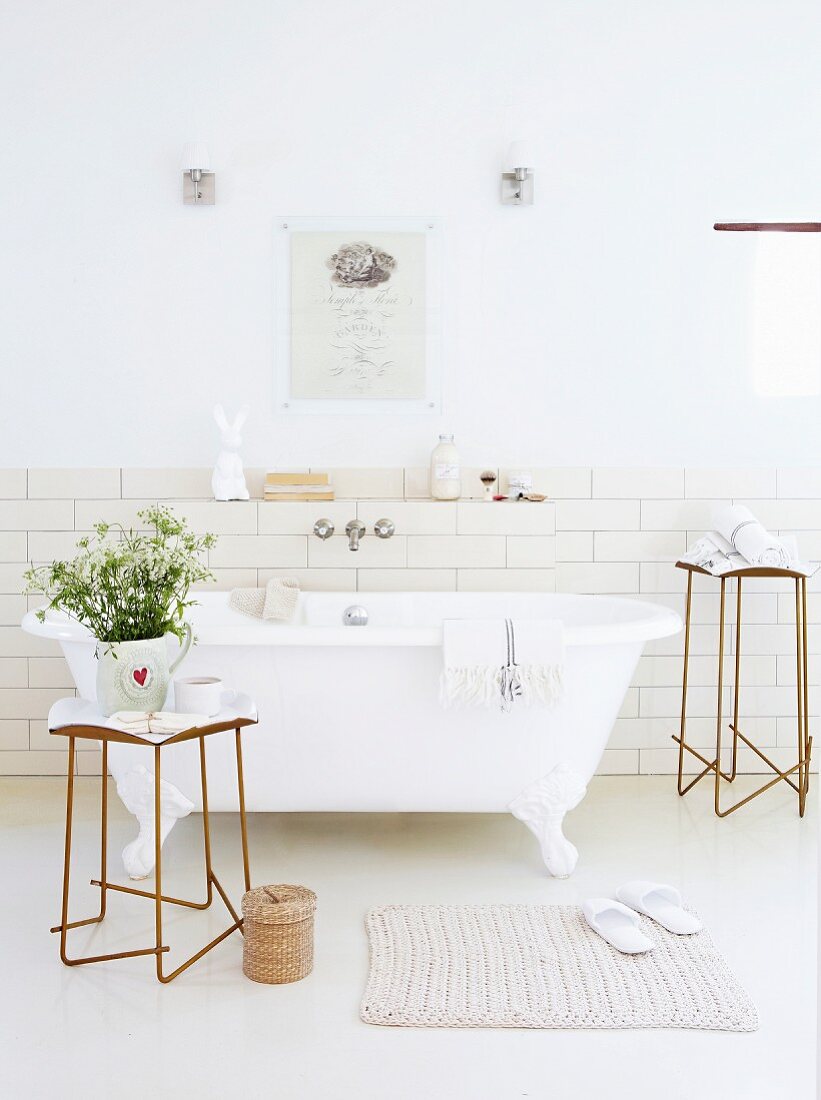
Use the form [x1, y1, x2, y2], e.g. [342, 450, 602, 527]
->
[480, 470, 497, 502]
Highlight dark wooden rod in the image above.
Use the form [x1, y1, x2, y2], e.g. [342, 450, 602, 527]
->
[714, 222, 821, 232]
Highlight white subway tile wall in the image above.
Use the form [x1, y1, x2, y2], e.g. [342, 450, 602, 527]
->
[3, 467, 819, 783]
[27, 468, 121, 499]
[592, 467, 684, 499]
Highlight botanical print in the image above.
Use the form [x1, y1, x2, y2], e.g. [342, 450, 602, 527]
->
[290, 231, 426, 399]
[327, 241, 396, 289]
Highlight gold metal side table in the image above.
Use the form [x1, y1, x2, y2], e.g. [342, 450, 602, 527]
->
[49, 697, 257, 982]
[673, 561, 812, 817]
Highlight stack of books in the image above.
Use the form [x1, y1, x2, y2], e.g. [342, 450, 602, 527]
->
[263, 472, 334, 502]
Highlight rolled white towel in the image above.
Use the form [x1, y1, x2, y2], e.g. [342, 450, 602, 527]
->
[712, 504, 792, 569]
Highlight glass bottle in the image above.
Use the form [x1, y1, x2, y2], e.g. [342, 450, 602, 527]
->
[430, 434, 461, 500]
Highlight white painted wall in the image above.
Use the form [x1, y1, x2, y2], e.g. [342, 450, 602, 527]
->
[2, 0, 821, 469]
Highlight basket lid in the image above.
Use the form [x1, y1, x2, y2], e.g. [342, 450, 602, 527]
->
[242, 884, 317, 925]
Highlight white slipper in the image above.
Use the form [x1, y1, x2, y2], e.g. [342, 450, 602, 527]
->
[582, 898, 655, 954]
[616, 881, 703, 935]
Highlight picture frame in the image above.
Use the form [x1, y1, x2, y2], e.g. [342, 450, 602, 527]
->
[274, 216, 443, 415]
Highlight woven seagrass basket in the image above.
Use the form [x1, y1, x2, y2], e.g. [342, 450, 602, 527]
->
[241, 884, 317, 984]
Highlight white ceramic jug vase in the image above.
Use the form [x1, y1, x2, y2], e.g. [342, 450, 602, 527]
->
[95, 627, 193, 716]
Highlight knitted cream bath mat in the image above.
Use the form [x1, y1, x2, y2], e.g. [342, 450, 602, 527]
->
[361, 904, 758, 1031]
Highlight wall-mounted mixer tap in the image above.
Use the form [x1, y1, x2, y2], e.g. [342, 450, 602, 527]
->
[315, 517, 395, 550]
[345, 519, 366, 551]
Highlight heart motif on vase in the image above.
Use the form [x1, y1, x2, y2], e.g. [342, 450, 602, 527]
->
[133, 667, 149, 687]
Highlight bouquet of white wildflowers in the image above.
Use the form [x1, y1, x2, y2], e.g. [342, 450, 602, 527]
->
[24, 505, 216, 647]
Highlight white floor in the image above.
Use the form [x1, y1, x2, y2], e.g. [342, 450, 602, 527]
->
[0, 775, 816, 1100]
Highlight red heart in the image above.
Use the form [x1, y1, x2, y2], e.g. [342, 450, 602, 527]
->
[133, 667, 148, 687]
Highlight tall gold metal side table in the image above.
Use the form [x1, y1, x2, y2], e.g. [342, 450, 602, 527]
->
[673, 561, 812, 817]
[48, 696, 257, 982]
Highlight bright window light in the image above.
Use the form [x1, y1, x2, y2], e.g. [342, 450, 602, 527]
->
[752, 234, 821, 396]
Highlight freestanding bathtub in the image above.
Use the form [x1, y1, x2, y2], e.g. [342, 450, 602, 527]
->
[24, 591, 680, 878]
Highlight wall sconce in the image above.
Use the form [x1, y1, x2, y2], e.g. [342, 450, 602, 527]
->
[182, 143, 215, 205]
[501, 141, 535, 205]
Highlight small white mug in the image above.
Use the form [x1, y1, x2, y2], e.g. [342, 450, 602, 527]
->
[174, 676, 224, 717]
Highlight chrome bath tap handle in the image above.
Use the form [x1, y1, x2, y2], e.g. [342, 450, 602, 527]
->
[313, 518, 335, 540]
[374, 519, 395, 539]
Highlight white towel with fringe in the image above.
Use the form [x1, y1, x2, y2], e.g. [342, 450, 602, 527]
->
[440, 618, 564, 712]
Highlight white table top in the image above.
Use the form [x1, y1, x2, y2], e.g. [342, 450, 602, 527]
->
[48, 692, 258, 743]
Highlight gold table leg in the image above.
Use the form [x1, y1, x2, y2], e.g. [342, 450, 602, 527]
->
[676, 570, 694, 795]
[713, 576, 727, 815]
[52, 738, 167, 966]
[154, 739, 246, 983]
[199, 734, 214, 906]
[52, 738, 108, 938]
[673, 571, 813, 816]
[54, 728, 253, 980]
[675, 572, 732, 797]
[798, 577, 812, 815]
[236, 727, 251, 894]
[729, 577, 742, 781]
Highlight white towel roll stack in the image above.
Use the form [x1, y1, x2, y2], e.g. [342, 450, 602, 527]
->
[712, 504, 792, 570]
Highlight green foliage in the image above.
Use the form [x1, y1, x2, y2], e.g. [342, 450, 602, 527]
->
[24, 506, 216, 645]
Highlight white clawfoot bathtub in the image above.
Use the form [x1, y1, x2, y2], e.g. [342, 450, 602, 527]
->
[24, 591, 680, 878]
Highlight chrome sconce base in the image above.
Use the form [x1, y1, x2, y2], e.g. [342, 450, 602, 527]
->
[501, 169, 534, 205]
[183, 170, 215, 205]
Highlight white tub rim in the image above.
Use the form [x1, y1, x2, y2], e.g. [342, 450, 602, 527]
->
[23, 590, 681, 649]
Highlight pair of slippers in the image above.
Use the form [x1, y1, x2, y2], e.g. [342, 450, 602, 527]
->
[582, 880, 702, 955]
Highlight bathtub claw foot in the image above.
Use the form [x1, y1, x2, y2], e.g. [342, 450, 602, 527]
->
[116, 765, 195, 879]
[509, 763, 587, 877]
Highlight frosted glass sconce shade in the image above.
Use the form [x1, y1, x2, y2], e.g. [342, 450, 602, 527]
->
[506, 141, 535, 170]
[501, 140, 535, 205]
[181, 142, 211, 171]
[181, 142, 215, 205]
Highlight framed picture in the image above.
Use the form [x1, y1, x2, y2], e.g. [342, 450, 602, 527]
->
[275, 217, 442, 414]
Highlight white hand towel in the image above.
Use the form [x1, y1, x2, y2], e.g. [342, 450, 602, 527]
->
[712, 504, 792, 569]
[262, 577, 300, 621]
[109, 710, 209, 734]
[682, 528, 820, 578]
[440, 618, 564, 711]
[680, 531, 746, 575]
[230, 587, 265, 618]
[230, 578, 300, 622]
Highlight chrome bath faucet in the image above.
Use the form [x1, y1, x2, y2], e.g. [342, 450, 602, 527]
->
[345, 520, 366, 551]
[312, 518, 395, 551]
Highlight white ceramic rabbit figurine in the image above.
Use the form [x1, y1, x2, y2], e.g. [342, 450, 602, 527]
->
[212, 404, 250, 501]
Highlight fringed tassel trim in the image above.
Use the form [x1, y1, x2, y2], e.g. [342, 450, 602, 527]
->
[440, 664, 564, 711]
